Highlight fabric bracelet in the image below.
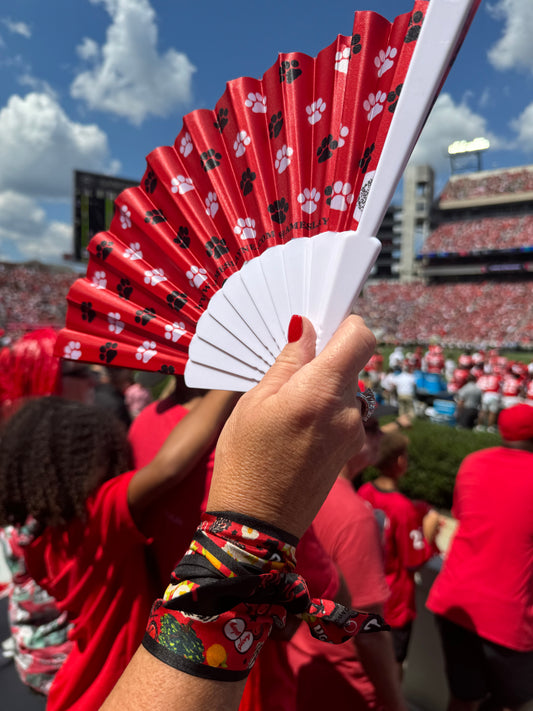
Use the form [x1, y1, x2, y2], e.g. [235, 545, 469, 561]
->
[143, 511, 389, 682]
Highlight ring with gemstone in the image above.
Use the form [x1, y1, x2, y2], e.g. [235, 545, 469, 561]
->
[356, 387, 376, 423]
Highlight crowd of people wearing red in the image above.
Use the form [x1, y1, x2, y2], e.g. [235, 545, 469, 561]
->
[358, 280, 533, 350]
[421, 215, 533, 255]
[0, 324, 532, 711]
[439, 167, 533, 203]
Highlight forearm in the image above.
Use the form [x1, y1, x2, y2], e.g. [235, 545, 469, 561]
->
[102, 646, 246, 711]
[356, 629, 407, 711]
[128, 390, 238, 518]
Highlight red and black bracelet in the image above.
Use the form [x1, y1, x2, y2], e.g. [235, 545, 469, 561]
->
[143, 511, 389, 681]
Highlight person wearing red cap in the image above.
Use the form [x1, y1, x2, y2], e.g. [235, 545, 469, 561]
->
[426, 404, 533, 711]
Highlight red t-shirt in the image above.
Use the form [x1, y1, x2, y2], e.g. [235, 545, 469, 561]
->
[287, 477, 390, 709]
[239, 525, 340, 711]
[358, 483, 435, 627]
[477, 373, 501, 393]
[23, 471, 155, 710]
[128, 400, 215, 584]
[427, 447, 533, 651]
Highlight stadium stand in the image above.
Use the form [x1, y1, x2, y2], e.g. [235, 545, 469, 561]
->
[421, 215, 533, 255]
[0, 263, 77, 342]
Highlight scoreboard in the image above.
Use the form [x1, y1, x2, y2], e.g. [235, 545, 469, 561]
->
[73, 170, 138, 261]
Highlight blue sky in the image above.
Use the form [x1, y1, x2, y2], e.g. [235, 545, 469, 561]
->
[0, 0, 532, 264]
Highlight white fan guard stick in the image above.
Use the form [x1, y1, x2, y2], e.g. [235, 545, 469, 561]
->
[315, 0, 480, 354]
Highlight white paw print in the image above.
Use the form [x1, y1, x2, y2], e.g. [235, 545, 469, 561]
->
[136, 340, 157, 364]
[375, 46, 397, 77]
[205, 191, 219, 218]
[63, 341, 82, 360]
[179, 132, 193, 157]
[244, 92, 267, 113]
[364, 91, 386, 121]
[164, 321, 186, 343]
[297, 187, 320, 214]
[275, 144, 293, 174]
[186, 265, 207, 288]
[144, 268, 167, 286]
[171, 175, 194, 195]
[124, 242, 143, 261]
[326, 181, 354, 211]
[91, 271, 107, 289]
[306, 98, 326, 125]
[334, 47, 351, 74]
[233, 217, 256, 240]
[234, 130, 251, 158]
[353, 170, 376, 222]
[119, 205, 131, 229]
[108, 312, 124, 335]
[337, 124, 349, 148]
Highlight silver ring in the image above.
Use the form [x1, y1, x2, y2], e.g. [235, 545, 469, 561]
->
[356, 388, 376, 423]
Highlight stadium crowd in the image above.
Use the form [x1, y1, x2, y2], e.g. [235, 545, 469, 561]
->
[358, 279, 533, 349]
[440, 167, 533, 203]
[0, 264, 76, 342]
[421, 214, 533, 254]
[0, 321, 532, 711]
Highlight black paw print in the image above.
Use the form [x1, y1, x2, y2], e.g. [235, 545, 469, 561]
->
[205, 236, 229, 259]
[317, 135, 338, 163]
[387, 84, 402, 114]
[167, 290, 187, 313]
[117, 278, 133, 300]
[81, 301, 96, 322]
[95, 240, 113, 260]
[159, 365, 175, 375]
[269, 111, 283, 139]
[359, 143, 375, 174]
[144, 170, 157, 193]
[174, 226, 190, 249]
[268, 198, 289, 224]
[99, 342, 118, 364]
[200, 149, 222, 172]
[279, 59, 302, 84]
[351, 33, 362, 55]
[405, 10, 423, 43]
[214, 108, 229, 132]
[135, 308, 156, 326]
[240, 168, 256, 196]
[144, 209, 166, 224]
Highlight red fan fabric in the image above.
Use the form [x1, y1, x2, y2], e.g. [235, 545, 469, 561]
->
[57, 3, 428, 374]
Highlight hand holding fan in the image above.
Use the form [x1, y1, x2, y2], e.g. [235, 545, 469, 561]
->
[57, 0, 480, 391]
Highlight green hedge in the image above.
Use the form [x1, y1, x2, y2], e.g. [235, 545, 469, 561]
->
[362, 419, 500, 510]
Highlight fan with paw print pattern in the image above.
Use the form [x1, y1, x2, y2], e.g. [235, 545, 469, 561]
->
[57, 0, 480, 391]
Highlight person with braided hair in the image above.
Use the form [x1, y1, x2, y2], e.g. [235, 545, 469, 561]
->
[0, 390, 237, 711]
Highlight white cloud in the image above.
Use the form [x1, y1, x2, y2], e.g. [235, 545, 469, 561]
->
[410, 93, 496, 174]
[2, 19, 31, 39]
[76, 37, 99, 61]
[488, 0, 533, 73]
[70, 0, 196, 125]
[511, 103, 533, 151]
[0, 192, 71, 264]
[0, 92, 120, 199]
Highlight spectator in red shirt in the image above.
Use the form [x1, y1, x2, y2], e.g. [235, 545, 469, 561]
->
[359, 432, 440, 678]
[427, 404, 533, 710]
[0, 390, 236, 710]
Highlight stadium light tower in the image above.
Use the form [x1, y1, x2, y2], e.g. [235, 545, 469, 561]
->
[448, 137, 490, 174]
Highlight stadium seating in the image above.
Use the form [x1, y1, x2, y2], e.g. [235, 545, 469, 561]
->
[358, 280, 533, 349]
[440, 168, 533, 203]
[421, 215, 533, 255]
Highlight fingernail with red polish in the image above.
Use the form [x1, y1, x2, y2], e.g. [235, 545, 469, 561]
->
[288, 315, 303, 343]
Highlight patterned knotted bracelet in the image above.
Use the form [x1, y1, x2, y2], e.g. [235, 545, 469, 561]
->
[143, 511, 389, 681]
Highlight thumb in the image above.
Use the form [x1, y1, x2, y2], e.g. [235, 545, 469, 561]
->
[258, 315, 316, 396]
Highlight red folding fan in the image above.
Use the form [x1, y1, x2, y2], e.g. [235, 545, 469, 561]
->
[57, 0, 480, 391]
